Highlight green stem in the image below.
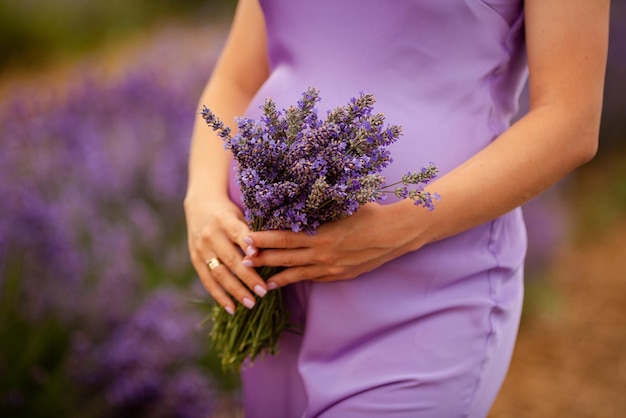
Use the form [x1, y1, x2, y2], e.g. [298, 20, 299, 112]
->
[208, 264, 288, 371]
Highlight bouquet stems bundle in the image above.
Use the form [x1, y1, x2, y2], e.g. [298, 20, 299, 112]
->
[208, 266, 288, 369]
[202, 88, 438, 371]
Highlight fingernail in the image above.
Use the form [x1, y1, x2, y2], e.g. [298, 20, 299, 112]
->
[224, 306, 235, 316]
[242, 297, 255, 309]
[242, 259, 254, 268]
[244, 236, 253, 245]
[246, 245, 257, 256]
[267, 282, 278, 290]
[254, 285, 267, 297]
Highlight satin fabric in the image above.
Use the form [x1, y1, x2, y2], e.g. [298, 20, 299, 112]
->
[228, 1, 528, 416]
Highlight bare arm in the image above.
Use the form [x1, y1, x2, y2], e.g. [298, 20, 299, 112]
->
[400, 0, 610, 246]
[186, 0, 269, 202]
[245, 0, 610, 287]
[184, 0, 271, 313]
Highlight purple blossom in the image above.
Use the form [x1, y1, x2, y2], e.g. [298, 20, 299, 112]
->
[203, 87, 439, 235]
[71, 289, 215, 417]
[0, 27, 225, 416]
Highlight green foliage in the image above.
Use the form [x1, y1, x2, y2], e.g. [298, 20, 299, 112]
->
[0, 315, 73, 418]
[0, 0, 235, 71]
[0, 263, 72, 417]
[574, 152, 626, 238]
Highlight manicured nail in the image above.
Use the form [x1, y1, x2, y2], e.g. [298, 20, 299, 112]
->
[246, 245, 257, 256]
[242, 297, 255, 309]
[267, 282, 278, 290]
[254, 285, 267, 297]
[244, 236, 253, 245]
[224, 306, 235, 316]
[242, 259, 254, 268]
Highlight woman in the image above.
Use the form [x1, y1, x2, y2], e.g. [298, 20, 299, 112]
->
[184, 0, 609, 416]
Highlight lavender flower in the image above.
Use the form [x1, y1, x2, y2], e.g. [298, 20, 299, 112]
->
[0, 28, 224, 416]
[203, 87, 438, 237]
[71, 289, 215, 417]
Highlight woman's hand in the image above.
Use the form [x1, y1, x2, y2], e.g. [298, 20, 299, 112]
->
[242, 202, 425, 288]
[184, 196, 268, 314]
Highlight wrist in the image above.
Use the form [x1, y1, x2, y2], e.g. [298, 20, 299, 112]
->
[184, 188, 232, 209]
[390, 198, 438, 253]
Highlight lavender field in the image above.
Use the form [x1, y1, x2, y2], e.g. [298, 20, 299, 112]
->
[0, 26, 235, 417]
[1, 2, 625, 417]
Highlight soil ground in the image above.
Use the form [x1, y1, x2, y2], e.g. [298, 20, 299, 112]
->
[490, 158, 626, 418]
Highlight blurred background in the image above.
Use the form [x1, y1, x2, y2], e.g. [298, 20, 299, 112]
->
[0, 1, 624, 417]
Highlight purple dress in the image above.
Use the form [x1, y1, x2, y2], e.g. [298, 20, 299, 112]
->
[228, 1, 528, 416]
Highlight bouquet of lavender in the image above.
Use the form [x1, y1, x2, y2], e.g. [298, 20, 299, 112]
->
[202, 88, 438, 370]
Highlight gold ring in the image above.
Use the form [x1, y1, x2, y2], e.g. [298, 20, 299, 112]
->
[206, 257, 222, 272]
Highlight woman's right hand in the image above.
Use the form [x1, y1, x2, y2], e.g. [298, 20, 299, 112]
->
[183, 0, 270, 314]
[184, 195, 268, 315]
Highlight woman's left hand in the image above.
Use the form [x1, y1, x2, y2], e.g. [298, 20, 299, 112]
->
[241, 202, 423, 288]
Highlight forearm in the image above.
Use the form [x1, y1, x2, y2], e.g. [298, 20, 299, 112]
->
[399, 103, 601, 250]
[185, 0, 269, 206]
[185, 78, 255, 203]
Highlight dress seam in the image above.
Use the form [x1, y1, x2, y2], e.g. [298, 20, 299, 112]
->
[463, 218, 501, 418]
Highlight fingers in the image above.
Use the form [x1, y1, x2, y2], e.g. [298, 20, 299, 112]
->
[204, 255, 258, 309]
[194, 244, 266, 305]
[245, 229, 314, 251]
[263, 264, 352, 288]
[191, 255, 235, 314]
[240, 230, 337, 288]
[261, 255, 387, 288]
[188, 209, 268, 313]
[242, 244, 348, 288]
[234, 204, 393, 288]
[240, 238, 387, 288]
[223, 215, 258, 258]
[210, 232, 267, 292]
[241, 230, 316, 273]
[244, 247, 317, 269]
[192, 249, 265, 313]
